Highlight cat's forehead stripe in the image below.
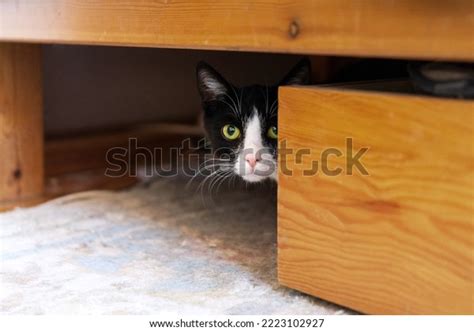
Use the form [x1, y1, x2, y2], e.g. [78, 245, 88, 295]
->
[243, 107, 264, 149]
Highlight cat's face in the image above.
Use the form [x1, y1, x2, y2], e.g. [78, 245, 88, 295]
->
[196, 58, 310, 183]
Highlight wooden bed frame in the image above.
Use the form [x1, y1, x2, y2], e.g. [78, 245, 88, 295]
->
[1, 0, 473, 314]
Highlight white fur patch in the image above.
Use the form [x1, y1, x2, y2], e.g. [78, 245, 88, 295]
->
[243, 108, 264, 154]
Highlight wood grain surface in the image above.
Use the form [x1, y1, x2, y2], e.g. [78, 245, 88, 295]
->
[277, 85, 474, 314]
[0, 43, 44, 204]
[0, 1, 473, 60]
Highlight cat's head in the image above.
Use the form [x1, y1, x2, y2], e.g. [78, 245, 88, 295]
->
[196, 58, 310, 183]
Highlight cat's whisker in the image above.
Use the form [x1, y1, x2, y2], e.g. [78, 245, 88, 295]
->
[199, 161, 233, 171]
[224, 89, 240, 111]
[208, 170, 230, 195]
[230, 172, 238, 188]
[228, 93, 242, 117]
[230, 85, 243, 118]
[198, 168, 231, 204]
[197, 166, 232, 178]
[197, 169, 220, 194]
[239, 89, 244, 116]
[269, 98, 278, 115]
[195, 157, 226, 168]
[185, 159, 232, 189]
[195, 155, 232, 167]
[264, 85, 270, 116]
[215, 171, 235, 193]
[219, 97, 240, 118]
[197, 164, 231, 185]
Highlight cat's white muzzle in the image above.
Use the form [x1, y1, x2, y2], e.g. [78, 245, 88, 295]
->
[234, 150, 276, 183]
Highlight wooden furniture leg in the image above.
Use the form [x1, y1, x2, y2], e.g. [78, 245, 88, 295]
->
[0, 43, 44, 208]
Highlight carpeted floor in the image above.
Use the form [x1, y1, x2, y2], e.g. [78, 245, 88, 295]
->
[0, 176, 350, 314]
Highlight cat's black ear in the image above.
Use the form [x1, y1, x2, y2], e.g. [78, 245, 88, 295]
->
[196, 61, 230, 103]
[279, 57, 311, 86]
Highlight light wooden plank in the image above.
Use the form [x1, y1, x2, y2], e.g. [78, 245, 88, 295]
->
[0, 43, 44, 204]
[278, 85, 474, 314]
[0, 1, 473, 60]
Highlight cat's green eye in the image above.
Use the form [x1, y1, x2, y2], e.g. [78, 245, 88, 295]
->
[221, 124, 241, 140]
[267, 126, 278, 139]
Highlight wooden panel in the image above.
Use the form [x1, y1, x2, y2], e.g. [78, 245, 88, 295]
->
[0, 123, 204, 211]
[0, 43, 44, 204]
[0, 1, 473, 61]
[278, 85, 474, 314]
[45, 123, 204, 176]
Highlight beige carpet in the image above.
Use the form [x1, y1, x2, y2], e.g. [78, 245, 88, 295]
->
[0, 176, 350, 314]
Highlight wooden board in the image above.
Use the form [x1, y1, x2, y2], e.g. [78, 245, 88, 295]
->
[277, 85, 474, 314]
[0, 1, 473, 61]
[0, 43, 44, 205]
[0, 123, 204, 211]
[45, 123, 204, 176]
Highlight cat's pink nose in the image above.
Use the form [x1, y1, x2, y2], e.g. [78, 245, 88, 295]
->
[245, 154, 259, 168]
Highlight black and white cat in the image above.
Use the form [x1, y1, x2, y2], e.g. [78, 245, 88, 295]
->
[196, 58, 310, 183]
